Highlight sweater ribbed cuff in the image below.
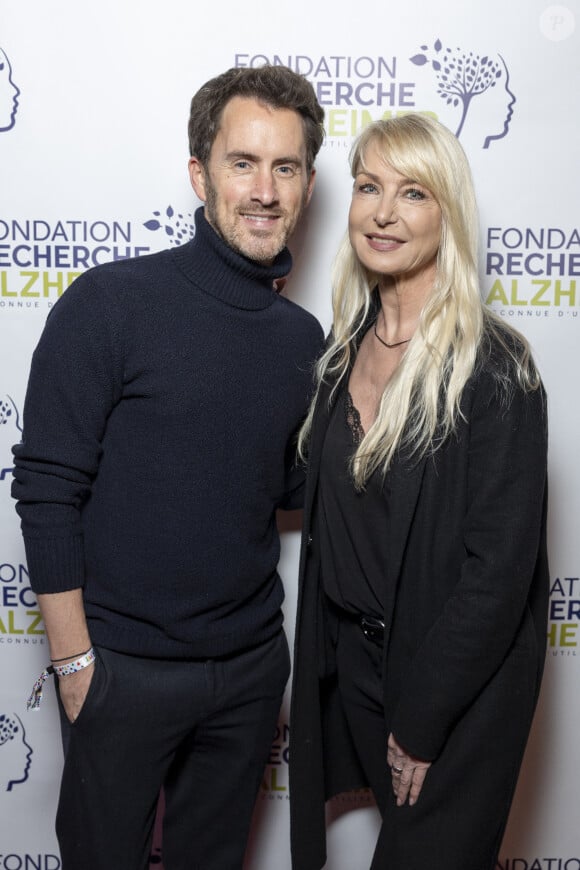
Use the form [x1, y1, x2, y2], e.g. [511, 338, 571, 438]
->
[23, 533, 85, 593]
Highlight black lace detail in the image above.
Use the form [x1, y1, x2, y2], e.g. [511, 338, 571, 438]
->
[345, 391, 365, 446]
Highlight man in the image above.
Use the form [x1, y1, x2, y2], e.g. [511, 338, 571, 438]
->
[12, 65, 324, 870]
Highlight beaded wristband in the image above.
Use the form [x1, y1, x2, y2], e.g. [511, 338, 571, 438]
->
[27, 648, 96, 711]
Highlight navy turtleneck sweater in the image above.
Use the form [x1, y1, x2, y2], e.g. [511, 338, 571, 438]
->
[12, 208, 324, 658]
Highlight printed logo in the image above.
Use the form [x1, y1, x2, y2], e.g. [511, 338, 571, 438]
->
[0, 397, 45, 646]
[235, 52, 419, 149]
[0, 207, 198, 312]
[260, 720, 289, 798]
[0, 394, 22, 483]
[144, 205, 195, 246]
[484, 225, 580, 321]
[410, 39, 515, 148]
[0, 216, 153, 312]
[497, 859, 580, 869]
[539, 5, 576, 41]
[548, 576, 579, 655]
[0, 560, 43, 644]
[0, 857, 60, 869]
[0, 47, 20, 134]
[234, 43, 515, 150]
[0, 713, 32, 792]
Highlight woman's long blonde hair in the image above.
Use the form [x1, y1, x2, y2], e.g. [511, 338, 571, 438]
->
[299, 114, 538, 488]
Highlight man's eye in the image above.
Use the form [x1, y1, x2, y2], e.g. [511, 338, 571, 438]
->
[276, 166, 296, 176]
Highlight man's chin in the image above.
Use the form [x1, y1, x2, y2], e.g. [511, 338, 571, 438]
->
[236, 237, 285, 265]
[208, 215, 286, 264]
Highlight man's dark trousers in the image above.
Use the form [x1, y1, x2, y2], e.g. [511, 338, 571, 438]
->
[55, 630, 290, 870]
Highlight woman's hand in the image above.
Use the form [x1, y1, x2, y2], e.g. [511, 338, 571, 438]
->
[387, 732, 431, 807]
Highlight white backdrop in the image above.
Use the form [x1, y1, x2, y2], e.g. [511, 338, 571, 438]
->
[1, 1, 579, 867]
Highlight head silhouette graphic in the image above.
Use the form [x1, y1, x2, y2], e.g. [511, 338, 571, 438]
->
[0, 713, 33, 791]
[0, 47, 20, 132]
[410, 40, 515, 149]
[1, 394, 23, 482]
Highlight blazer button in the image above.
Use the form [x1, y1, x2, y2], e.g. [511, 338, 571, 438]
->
[306, 533, 313, 547]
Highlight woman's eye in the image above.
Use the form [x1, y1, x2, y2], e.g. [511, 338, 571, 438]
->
[405, 187, 426, 200]
[359, 183, 378, 194]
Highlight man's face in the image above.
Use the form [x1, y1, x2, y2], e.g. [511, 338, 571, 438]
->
[189, 96, 315, 265]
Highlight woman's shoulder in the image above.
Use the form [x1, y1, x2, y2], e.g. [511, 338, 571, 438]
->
[467, 314, 546, 417]
[477, 313, 525, 364]
[474, 314, 538, 382]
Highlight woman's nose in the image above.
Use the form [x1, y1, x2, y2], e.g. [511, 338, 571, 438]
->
[374, 194, 397, 226]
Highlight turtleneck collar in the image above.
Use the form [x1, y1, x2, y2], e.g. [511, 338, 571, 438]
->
[171, 207, 293, 311]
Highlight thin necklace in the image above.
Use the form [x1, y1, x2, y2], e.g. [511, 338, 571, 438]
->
[373, 319, 412, 349]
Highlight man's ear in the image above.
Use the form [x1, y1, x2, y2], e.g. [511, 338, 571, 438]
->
[305, 168, 316, 207]
[188, 157, 207, 202]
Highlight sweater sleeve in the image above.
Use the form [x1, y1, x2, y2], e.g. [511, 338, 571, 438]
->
[279, 440, 307, 510]
[279, 316, 325, 511]
[390, 370, 549, 760]
[11, 273, 123, 594]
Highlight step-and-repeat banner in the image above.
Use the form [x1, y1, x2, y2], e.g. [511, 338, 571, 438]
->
[1, 1, 578, 867]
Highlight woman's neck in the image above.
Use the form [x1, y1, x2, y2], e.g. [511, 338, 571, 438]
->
[376, 265, 435, 340]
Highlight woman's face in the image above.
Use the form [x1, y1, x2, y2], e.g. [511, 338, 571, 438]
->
[348, 140, 442, 285]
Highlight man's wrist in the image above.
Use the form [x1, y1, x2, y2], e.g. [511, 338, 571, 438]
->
[51, 646, 93, 665]
[52, 648, 96, 678]
[27, 647, 96, 710]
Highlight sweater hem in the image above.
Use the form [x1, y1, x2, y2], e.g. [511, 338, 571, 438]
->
[87, 611, 284, 660]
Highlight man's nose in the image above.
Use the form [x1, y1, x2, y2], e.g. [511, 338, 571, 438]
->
[251, 168, 278, 205]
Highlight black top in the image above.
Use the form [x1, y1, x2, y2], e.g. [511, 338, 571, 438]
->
[318, 382, 387, 618]
[12, 208, 324, 659]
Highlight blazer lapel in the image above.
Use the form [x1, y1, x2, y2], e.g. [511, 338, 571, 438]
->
[302, 376, 337, 526]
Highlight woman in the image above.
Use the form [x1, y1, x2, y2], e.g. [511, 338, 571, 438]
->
[289, 114, 548, 870]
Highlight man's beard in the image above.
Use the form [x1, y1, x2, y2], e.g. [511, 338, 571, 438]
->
[202, 171, 306, 265]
